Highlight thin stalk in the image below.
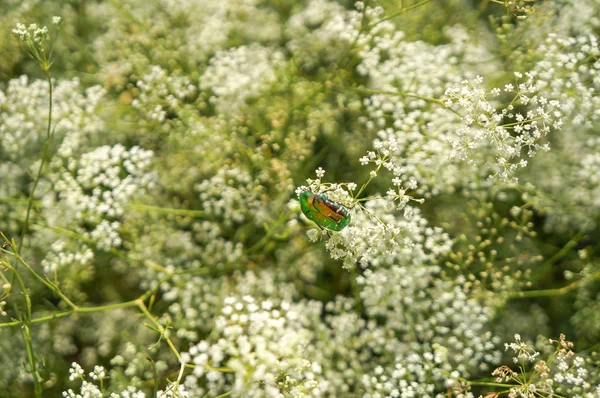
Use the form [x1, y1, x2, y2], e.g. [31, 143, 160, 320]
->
[369, 0, 434, 28]
[8, 254, 42, 396]
[500, 116, 543, 128]
[353, 87, 464, 120]
[356, 87, 447, 105]
[137, 300, 181, 361]
[247, 207, 298, 254]
[467, 381, 515, 388]
[129, 204, 204, 218]
[0, 272, 176, 329]
[0, 300, 140, 329]
[353, 158, 385, 201]
[21, 325, 43, 397]
[504, 271, 600, 299]
[18, 69, 54, 254]
[2, 233, 78, 310]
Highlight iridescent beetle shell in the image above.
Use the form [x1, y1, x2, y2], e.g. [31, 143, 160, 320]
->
[299, 191, 351, 231]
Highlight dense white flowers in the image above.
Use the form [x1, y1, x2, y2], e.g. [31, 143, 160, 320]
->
[47, 144, 155, 251]
[64, 363, 146, 398]
[321, 199, 452, 269]
[199, 44, 285, 113]
[181, 296, 318, 397]
[41, 240, 93, 274]
[444, 75, 561, 182]
[53, 144, 154, 219]
[3, 1, 600, 397]
[196, 167, 261, 226]
[0, 76, 105, 162]
[131, 65, 196, 123]
[490, 334, 600, 398]
[12, 22, 49, 43]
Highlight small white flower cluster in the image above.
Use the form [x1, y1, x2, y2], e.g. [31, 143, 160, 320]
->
[164, 269, 294, 342]
[359, 266, 501, 374]
[0, 76, 105, 162]
[541, 0, 600, 36]
[199, 44, 285, 114]
[131, 65, 196, 123]
[357, 29, 463, 100]
[110, 341, 168, 384]
[323, 199, 452, 270]
[182, 0, 281, 60]
[12, 22, 50, 43]
[286, 0, 364, 69]
[181, 296, 318, 397]
[63, 381, 103, 398]
[505, 333, 541, 363]
[356, 26, 490, 196]
[69, 362, 85, 381]
[89, 0, 281, 91]
[51, 144, 155, 250]
[0, 280, 10, 317]
[515, 32, 600, 231]
[528, 34, 599, 127]
[196, 167, 260, 226]
[88, 365, 106, 381]
[361, 96, 467, 197]
[444, 75, 561, 182]
[0, 299, 7, 317]
[156, 382, 189, 398]
[0, 75, 105, 236]
[41, 239, 93, 274]
[362, 350, 471, 398]
[64, 363, 146, 398]
[493, 334, 600, 398]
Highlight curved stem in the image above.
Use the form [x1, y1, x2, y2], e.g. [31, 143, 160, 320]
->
[18, 69, 53, 254]
[369, 0, 434, 28]
[137, 300, 181, 361]
[247, 207, 298, 254]
[505, 271, 600, 299]
[128, 204, 204, 218]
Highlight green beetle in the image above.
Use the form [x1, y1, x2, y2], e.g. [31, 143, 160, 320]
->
[299, 190, 351, 231]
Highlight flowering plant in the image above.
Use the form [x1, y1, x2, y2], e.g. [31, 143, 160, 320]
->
[1, 1, 599, 397]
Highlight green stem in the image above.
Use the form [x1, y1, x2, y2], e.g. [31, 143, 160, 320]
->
[18, 69, 53, 254]
[2, 233, 78, 310]
[541, 229, 586, 269]
[369, 0, 434, 28]
[354, 86, 464, 120]
[500, 116, 543, 128]
[247, 207, 298, 254]
[137, 300, 181, 361]
[356, 87, 446, 105]
[76, 299, 139, 313]
[129, 204, 204, 218]
[354, 158, 385, 202]
[0, 271, 176, 329]
[467, 381, 515, 388]
[504, 271, 600, 299]
[0, 300, 140, 328]
[7, 251, 42, 396]
[21, 325, 43, 397]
